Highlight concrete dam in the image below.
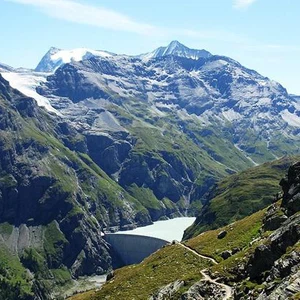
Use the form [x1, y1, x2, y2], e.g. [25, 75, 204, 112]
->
[104, 233, 168, 267]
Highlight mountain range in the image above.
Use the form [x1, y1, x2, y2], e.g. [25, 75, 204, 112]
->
[2, 41, 299, 218]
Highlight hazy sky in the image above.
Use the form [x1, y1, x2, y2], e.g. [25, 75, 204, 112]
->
[1, 0, 300, 94]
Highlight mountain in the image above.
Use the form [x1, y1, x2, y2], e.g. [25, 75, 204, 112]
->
[139, 40, 212, 60]
[291, 94, 300, 102]
[73, 160, 300, 300]
[2, 41, 299, 221]
[35, 47, 115, 72]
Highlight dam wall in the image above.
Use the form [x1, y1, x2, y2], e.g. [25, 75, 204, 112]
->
[104, 233, 168, 266]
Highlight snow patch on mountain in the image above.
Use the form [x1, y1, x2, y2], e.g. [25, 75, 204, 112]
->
[51, 48, 113, 64]
[222, 109, 242, 121]
[1, 71, 60, 115]
[281, 109, 300, 127]
[35, 47, 114, 72]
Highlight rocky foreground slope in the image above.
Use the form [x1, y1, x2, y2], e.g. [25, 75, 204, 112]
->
[74, 161, 300, 299]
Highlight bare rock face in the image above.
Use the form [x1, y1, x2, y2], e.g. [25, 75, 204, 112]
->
[248, 214, 300, 280]
[247, 162, 300, 281]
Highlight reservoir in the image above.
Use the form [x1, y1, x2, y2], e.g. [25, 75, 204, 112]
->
[114, 217, 196, 242]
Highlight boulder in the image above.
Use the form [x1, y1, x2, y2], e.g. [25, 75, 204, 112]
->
[232, 247, 240, 255]
[221, 250, 232, 260]
[181, 279, 228, 299]
[217, 230, 227, 239]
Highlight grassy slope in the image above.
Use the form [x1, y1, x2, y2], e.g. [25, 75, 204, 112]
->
[71, 209, 300, 300]
[0, 246, 34, 299]
[74, 205, 300, 299]
[186, 209, 265, 263]
[115, 102, 253, 177]
[71, 243, 213, 300]
[184, 155, 300, 239]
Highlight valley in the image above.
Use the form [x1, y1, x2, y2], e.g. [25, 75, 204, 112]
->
[73, 161, 300, 299]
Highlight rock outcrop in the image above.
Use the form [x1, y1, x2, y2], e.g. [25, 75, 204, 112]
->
[181, 280, 229, 300]
[280, 161, 300, 215]
[149, 280, 185, 300]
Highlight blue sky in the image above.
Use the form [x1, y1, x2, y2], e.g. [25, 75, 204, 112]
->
[1, 0, 300, 94]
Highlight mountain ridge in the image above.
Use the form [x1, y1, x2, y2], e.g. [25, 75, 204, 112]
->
[35, 41, 213, 73]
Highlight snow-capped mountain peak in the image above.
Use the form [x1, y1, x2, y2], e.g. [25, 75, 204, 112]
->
[50, 48, 113, 64]
[35, 47, 115, 73]
[163, 40, 192, 55]
[35, 41, 211, 72]
[139, 40, 212, 61]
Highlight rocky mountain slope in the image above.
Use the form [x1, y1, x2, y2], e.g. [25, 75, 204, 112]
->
[0, 74, 155, 299]
[74, 160, 300, 299]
